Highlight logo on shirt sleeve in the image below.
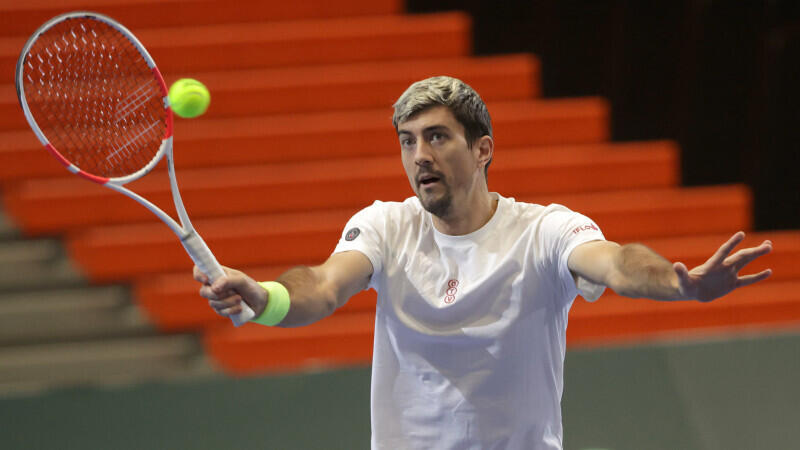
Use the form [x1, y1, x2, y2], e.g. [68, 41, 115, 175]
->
[571, 223, 599, 235]
[345, 227, 361, 241]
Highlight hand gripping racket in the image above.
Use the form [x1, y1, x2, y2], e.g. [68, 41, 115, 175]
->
[15, 12, 255, 326]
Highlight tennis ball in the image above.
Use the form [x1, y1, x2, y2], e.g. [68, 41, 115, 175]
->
[168, 78, 210, 118]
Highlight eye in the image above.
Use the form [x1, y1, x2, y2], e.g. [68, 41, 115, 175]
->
[400, 137, 415, 149]
[430, 132, 447, 144]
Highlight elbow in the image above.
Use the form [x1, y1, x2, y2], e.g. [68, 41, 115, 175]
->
[604, 245, 631, 296]
[605, 269, 640, 299]
[320, 292, 338, 317]
[315, 279, 341, 319]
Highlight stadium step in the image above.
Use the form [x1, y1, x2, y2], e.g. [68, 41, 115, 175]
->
[0, 334, 211, 395]
[3, 141, 678, 233]
[204, 311, 376, 374]
[203, 280, 800, 374]
[0, 54, 540, 131]
[0, 285, 153, 345]
[0, 207, 18, 240]
[0, 0, 402, 37]
[134, 230, 800, 331]
[65, 185, 751, 282]
[568, 280, 800, 346]
[135, 264, 294, 330]
[0, 12, 471, 76]
[0, 97, 609, 182]
[0, 238, 85, 291]
[0, 0, 794, 384]
[527, 186, 752, 242]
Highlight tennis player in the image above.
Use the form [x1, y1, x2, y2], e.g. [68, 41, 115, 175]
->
[195, 76, 773, 449]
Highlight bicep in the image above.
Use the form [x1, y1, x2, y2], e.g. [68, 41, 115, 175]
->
[567, 240, 621, 286]
[313, 250, 374, 308]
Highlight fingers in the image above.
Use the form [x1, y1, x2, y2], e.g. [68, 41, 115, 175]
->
[736, 269, 772, 288]
[199, 276, 243, 300]
[193, 265, 209, 284]
[202, 280, 246, 317]
[209, 296, 244, 316]
[194, 267, 266, 318]
[204, 273, 245, 316]
[708, 231, 746, 266]
[728, 240, 773, 271]
[194, 264, 239, 285]
[198, 283, 219, 300]
[195, 266, 240, 297]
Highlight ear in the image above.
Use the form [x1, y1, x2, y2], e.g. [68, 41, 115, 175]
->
[474, 135, 494, 170]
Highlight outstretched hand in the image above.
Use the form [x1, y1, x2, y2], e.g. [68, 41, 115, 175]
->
[673, 231, 773, 302]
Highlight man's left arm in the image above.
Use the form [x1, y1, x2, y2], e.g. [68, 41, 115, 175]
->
[568, 231, 773, 302]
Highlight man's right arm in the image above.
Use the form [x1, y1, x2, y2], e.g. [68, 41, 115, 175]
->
[194, 250, 374, 327]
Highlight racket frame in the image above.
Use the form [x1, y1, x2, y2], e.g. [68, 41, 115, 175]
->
[15, 11, 255, 326]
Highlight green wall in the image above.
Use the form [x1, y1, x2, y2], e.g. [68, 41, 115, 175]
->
[563, 333, 800, 450]
[2, 332, 799, 449]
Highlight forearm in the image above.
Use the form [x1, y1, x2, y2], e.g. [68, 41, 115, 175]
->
[610, 244, 686, 301]
[274, 265, 338, 327]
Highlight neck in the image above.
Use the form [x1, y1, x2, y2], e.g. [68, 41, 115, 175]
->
[431, 190, 497, 236]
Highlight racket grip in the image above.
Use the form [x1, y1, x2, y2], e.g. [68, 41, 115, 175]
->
[181, 231, 256, 327]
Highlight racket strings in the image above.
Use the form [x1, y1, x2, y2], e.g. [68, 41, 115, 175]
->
[22, 17, 166, 179]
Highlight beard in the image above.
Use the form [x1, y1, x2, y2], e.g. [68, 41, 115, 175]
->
[418, 184, 453, 218]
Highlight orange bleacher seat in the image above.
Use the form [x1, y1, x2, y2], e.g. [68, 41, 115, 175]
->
[137, 275, 378, 332]
[2, 0, 797, 377]
[203, 280, 800, 374]
[136, 264, 293, 330]
[0, 0, 402, 37]
[204, 311, 377, 373]
[0, 98, 609, 183]
[199, 231, 799, 374]
[4, 141, 677, 233]
[134, 231, 800, 332]
[0, 54, 540, 131]
[568, 280, 800, 346]
[537, 185, 751, 242]
[0, 12, 471, 76]
[65, 185, 751, 282]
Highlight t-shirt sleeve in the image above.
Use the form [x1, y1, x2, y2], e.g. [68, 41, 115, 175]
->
[540, 204, 607, 302]
[332, 201, 385, 290]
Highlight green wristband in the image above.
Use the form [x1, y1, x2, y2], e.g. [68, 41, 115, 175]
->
[252, 281, 291, 326]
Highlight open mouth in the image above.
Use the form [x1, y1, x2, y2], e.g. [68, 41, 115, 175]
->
[418, 174, 441, 187]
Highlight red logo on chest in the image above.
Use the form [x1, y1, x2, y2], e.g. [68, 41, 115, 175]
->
[443, 279, 459, 304]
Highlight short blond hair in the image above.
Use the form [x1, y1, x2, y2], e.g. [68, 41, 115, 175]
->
[392, 76, 492, 147]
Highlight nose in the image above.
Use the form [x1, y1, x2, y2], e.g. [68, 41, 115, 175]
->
[414, 141, 433, 167]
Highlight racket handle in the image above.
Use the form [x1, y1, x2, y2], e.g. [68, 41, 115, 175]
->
[181, 231, 256, 327]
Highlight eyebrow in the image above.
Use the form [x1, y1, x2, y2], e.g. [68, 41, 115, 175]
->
[397, 125, 451, 136]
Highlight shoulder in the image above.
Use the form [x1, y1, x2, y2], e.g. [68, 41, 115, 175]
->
[496, 195, 561, 224]
[354, 197, 423, 220]
[501, 198, 598, 237]
[538, 203, 591, 226]
[347, 197, 427, 238]
[536, 203, 604, 246]
[541, 202, 578, 216]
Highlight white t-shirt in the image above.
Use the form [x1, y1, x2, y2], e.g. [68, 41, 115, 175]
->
[333, 193, 606, 450]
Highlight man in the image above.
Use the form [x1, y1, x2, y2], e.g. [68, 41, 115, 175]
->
[195, 76, 773, 449]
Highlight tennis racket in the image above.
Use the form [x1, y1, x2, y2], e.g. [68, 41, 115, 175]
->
[15, 11, 255, 326]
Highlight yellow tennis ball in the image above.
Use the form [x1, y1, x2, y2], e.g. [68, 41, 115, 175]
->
[168, 78, 210, 118]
